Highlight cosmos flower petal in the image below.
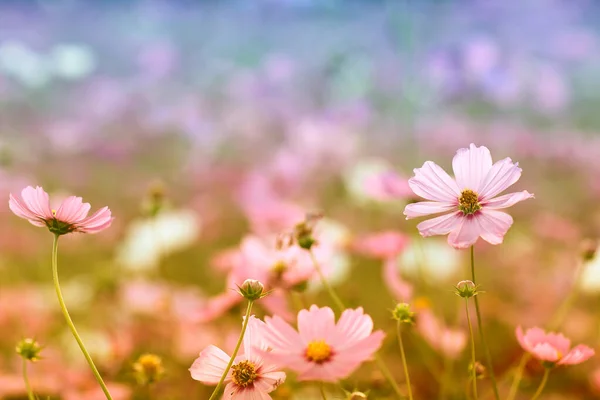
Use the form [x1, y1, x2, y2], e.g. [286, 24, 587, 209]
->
[408, 161, 461, 202]
[76, 206, 113, 233]
[334, 307, 373, 346]
[482, 191, 534, 209]
[476, 209, 513, 245]
[404, 201, 457, 219]
[55, 196, 91, 222]
[532, 343, 562, 362]
[559, 345, 595, 365]
[298, 305, 336, 343]
[189, 345, 231, 384]
[447, 216, 481, 249]
[416, 211, 463, 237]
[262, 316, 304, 352]
[452, 143, 493, 191]
[21, 186, 53, 219]
[478, 158, 522, 200]
[254, 371, 286, 392]
[9, 193, 46, 226]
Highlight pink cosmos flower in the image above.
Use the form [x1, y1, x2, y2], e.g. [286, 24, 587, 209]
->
[260, 305, 384, 382]
[9, 186, 113, 235]
[190, 316, 286, 399]
[516, 326, 595, 365]
[404, 144, 533, 249]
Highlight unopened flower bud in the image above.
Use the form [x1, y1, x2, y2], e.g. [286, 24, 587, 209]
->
[581, 239, 598, 262]
[237, 279, 266, 301]
[454, 280, 480, 298]
[142, 180, 167, 217]
[133, 353, 165, 385]
[16, 338, 42, 362]
[469, 361, 486, 379]
[392, 303, 415, 325]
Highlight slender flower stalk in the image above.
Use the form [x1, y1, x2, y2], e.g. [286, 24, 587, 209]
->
[208, 300, 254, 400]
[22, 359, 35, 400]
[470, 246, 499, 400]
[397, 320, 414, 400]
[506, 354, 531, 400]
[308, 250, 403, 399]
[530, 368, 550, 400]
[308, 250, 344, 311]
[52, 234, 113, 400]
[465, 298, 478, 399]
[319, 383, 328, 400]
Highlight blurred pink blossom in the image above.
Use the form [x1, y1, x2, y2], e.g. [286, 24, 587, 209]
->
[516, 326, 595, 365]
[417, 309, 467, 359]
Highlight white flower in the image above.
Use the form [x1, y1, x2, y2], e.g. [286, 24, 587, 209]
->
[399, 239, 462, 283]
[116, 209, 200, 272]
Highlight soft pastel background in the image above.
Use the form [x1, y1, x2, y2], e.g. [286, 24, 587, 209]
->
[2, 0, 600, 399]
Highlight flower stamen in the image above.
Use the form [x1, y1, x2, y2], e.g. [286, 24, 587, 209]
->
[458, 189, 481, 215]
[231, 360, 258, 388]
[305, 340, 332, 364]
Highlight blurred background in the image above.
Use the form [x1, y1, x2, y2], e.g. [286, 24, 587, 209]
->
[2, 0, 600, 398]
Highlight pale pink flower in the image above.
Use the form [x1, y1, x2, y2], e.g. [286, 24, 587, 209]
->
[352, 231, 409, 259]
[190, 316, 286, 399]
[417, 309, 466, 359]
[383, 258, 413, 302]
[404, 144, 533, 249]
[9, 186, 113, 235]
[260, 305, 384, 382]
[364, 171, 413, 201]
[516, 326, 595, 365]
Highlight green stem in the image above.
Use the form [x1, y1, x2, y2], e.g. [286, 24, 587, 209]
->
[52, 234, 113, 400]
[470, 246, 499, 400]
[309, 249, 404, 399]
[308, 250, 344, 312]
[548, 260, 583, 331]
[465, 299, 478, 400]
[319, 383, 328, 400]
[22, 359, 35, 400]
[397, 321, 414, 400]
[530, 369, 550, 400]
[506, 354, 531, 400]
[208, 300, 254, 400]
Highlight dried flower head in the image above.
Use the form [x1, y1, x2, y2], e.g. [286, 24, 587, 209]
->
[133, 353, 165, 385]
[392, 303, 416, 325]
[16, 338, 42, 362]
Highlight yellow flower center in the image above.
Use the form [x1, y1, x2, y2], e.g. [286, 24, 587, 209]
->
[305, 340, 332, 364]
[458, 189, 481, 215]
[272, 260, 287, 279]
[231, 360, 258, 387]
